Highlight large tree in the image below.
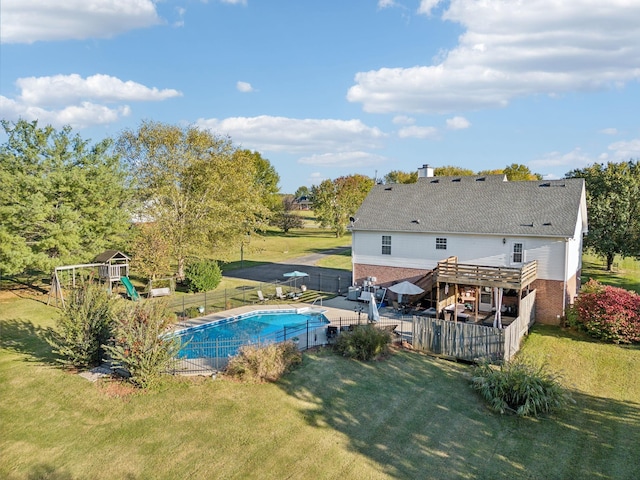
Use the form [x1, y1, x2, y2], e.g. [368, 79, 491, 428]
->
[566, 160, 640, 270]
[503, 163, 542, 181]
[117, 121, 269, 279]
[0, 120, 132, 275]
[233, 149, 280, 213]
[311, 174, 374, 237]
[384, 170, 418, 184]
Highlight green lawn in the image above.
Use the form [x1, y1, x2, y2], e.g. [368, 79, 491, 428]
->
[1, 294, 640, 479]
[582, 252, 640, 293]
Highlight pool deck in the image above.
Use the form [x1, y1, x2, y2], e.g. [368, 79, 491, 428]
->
[172, 294, 415, 339]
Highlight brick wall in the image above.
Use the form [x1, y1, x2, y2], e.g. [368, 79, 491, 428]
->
[531, 278, 567, 324]
[353, 263, 429, 287]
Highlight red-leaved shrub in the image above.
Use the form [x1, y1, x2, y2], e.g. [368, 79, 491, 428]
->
[568, 279, 640, 344]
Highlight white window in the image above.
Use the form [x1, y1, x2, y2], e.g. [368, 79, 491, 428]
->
[382, 235, 391, 255]
[512, 242, 524, 263]
[436, 237, 447, 250]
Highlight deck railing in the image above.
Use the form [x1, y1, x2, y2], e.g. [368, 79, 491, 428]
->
[435, 259, 537, 290]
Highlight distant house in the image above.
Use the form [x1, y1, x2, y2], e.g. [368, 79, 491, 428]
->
[350, 166, 588, 324]
[292, 195, 312, 210]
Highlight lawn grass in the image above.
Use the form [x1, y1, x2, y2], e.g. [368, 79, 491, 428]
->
[582, 252, 640, 293]
[2, 295, 640, 479]
[222, 225, 350, 271]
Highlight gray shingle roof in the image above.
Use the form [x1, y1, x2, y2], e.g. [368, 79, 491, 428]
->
[351, 175, 585, 237]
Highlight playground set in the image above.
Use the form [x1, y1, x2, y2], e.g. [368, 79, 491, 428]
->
[47, 250, 140, 307]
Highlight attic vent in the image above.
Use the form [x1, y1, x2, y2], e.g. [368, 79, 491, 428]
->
[476, 177, 486, 182]
[384, 186, 393, 191]
[539, 182, 566, 187]
[452, 178, 461, 182]
[520, 223, 534, 227]
[543, 222, 552, 226]
[411, 219, 420, 224]
[430, 179, 440, 183]
[539, 182, 551, 187]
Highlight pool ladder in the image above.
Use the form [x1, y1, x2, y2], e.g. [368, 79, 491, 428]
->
[311, 296, 324, 307]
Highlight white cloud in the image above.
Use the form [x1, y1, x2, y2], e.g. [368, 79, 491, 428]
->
[298, 151, 386, 168]
[607, 139, 640, 161]
[0, 96, 130, 128]
[392, 115, 415, 125]
[0, 0, 162, 44]
[378, 0, 397, 9]
[196, 115, 386, 153]
[236, 81, 254, 93]
[221, 0, 247, 5]
[417, 0, 442, 16]
[398, 125, 438, 139]
[2, 73, 180, 128]
[529, 148, 597, 173]
[348, 0, 640, 114]
[599, 128, 619, 135]
[446, 116, 470, 130]
[16, 74, 182, 106]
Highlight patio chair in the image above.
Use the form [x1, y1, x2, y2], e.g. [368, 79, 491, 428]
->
[300, 284, 307, 293]
[391, 300, 402, 314]
[275, 286, 286, 300]
[257, 290, 267, 303]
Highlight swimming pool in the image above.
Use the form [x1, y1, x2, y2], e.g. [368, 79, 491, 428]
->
[173, 307, 329, 359]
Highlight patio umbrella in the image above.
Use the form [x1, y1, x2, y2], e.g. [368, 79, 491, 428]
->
[283, 271, 309, 291]
[388, 280, 424, 305]
[493, 287, 503, 328]
[366, 291, 380, 322]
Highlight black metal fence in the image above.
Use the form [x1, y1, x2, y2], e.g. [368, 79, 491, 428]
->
[165, 273, 349, 320]
[167, 315, 407, 375]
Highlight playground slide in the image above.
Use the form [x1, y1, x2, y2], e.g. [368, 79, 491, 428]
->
[120, 276, 140, 301]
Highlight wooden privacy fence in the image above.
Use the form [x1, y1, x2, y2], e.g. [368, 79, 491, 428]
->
[412, 290, 536, 363]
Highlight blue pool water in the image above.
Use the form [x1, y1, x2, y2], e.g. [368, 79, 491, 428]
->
[173, 308, 329, 358]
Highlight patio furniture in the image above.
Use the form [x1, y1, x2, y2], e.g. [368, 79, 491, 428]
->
[275, 287, 286, 300]
[257, 290, 267, 303]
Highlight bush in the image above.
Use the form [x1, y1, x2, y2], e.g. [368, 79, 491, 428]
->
[470, 359, 571, 417]
[184, 258, 222, 293]
[48, 283, 116, 370]
[104, 300, 181, 388]
[569, 279, 640, 344]
[333, 324, 391, 361]
[226, 341, 302, 382]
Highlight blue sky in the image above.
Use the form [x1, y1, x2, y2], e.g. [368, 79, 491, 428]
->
[1, 0, 639, 193]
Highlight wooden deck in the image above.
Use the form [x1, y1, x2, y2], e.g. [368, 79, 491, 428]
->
[435, 256, 537, 290]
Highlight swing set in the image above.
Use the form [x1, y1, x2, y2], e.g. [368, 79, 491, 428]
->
[47, 250, 135, 307]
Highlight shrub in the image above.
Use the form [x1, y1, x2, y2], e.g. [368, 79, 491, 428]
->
[104, 300, 181, 388]
[333, 324, 391, 361]
[470, 359, 571, 417]
[570, 279, 640, 343]
[226, 341, 302, 382]
[184, 258, 222, 293]
[48, 283, 116, 370]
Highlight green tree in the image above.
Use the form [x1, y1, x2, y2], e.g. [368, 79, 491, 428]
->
[384, 170, 418, 184]
[477, 168, 505, 176]
[566, 160, 640, 270]
[48, 282, 116, 369]
[294, 186, 310, 199]
[503, 163, 542, 181]
[433, 165, 475, 176]
[117, 121, 269, 279]
[233, 149, 281, 213]
[270, 195, 304, 233]
[129, 223, 172, 282]
[311, 174, 374, 237]
[0, 120, 132, 275]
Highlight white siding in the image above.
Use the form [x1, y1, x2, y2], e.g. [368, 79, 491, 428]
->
[352, 230, 570, 281]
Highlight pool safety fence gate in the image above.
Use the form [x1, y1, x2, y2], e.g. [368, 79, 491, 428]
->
[167, 315, 409, 375]
[165, 274, 349, 320]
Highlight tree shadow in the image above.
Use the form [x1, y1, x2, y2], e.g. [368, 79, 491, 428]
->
[0, 318, 58, 364]
[278, 349, 640, 479]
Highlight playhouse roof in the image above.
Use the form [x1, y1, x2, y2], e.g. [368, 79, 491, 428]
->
[93, 250, 130, 263]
